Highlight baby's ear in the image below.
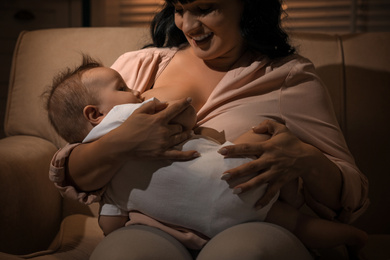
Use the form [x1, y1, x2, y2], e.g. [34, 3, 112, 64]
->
[83, 105, 104, 126]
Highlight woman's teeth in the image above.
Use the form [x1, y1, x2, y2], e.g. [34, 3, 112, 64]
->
[193, 33, 213, 41]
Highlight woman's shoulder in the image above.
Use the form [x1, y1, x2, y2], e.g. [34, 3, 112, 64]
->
[122, 46, 179, 58]
[264, 54, 321, 88]
[268, 53, 314, 73]
[111, 47, 180, 89]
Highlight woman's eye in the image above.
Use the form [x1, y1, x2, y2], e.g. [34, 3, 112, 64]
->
[174, 8, 184, 15]
[197, 5, 214, 15]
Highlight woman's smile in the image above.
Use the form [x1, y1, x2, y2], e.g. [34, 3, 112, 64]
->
[191, 32, 214, 45]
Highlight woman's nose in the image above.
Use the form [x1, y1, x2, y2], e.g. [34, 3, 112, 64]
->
[182, 12, 201, 34]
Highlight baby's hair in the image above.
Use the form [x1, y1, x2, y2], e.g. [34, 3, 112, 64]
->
[44, 54, 103, 143]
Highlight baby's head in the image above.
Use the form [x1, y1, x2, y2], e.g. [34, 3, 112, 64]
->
[45, 55, 141, 143]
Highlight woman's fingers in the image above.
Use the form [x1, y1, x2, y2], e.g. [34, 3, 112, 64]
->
[161, 149, 200, 161]
[168, 129, 192, 146]
[219, 120, 307, 208]
[133, 97, 192, 122]
[132, 98, 166, 115]
[255, 182, 282, 209]
[157, 97, 193, 123]
[218, 143, 265, 157]
[222, 159, 268, 183]
[252, 119, 288, 136]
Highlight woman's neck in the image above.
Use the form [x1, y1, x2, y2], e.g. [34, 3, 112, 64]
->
[185, 45, 247, 72]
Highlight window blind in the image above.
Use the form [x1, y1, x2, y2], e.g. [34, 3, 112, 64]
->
[108, 0, 390, 33]
[282, 0, 352, 33]
[355, 0, 390, 32]
[282, 0, 390, 33]
[119, 0, 164, 27]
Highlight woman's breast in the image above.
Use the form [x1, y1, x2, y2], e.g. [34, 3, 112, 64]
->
[142, 82, 208, 112]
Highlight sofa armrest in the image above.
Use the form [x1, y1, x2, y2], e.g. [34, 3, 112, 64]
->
[0, 136, 62, 255]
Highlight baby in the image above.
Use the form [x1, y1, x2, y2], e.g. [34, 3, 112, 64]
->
[46, 55, 367, 253]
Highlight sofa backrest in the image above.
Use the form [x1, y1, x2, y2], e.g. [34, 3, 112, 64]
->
[4, 29, 353, 148]
[6, 28, 390, 234]
[291, 32, 390, 234]
[341, 33, 390, 233]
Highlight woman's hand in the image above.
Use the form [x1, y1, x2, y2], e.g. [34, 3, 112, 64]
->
[218, 120, 316, 209]
[118, 97, 199, 160]
[69, 97, 199, 191]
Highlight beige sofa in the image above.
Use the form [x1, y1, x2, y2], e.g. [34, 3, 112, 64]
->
[0, 27, 389, 259]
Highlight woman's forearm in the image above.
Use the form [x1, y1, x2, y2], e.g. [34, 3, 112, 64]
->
[68, 138, 126, 191]
[301, 144, 343, 211]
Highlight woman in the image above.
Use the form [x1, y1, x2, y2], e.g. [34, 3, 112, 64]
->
[54, 0, 369, 259]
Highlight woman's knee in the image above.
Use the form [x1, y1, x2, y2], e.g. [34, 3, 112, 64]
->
[90, 225, 193, 260]
[197, 222, 313, 260]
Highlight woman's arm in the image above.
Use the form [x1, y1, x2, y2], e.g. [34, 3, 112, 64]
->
[217, 59, 368, 222]
[68, 98, 198, 191]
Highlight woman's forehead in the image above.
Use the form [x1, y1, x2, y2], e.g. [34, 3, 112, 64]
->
[166, 0, 195, 4]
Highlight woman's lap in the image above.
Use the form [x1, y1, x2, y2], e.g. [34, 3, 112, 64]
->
[90, 225, 193, 260]
[198, 222, 313, 260]
[90, 222, 313, 260]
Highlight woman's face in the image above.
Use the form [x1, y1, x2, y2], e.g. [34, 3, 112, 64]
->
[173, 0, 245, 64]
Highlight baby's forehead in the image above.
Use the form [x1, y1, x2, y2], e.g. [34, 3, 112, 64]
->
[84, 66, 117, 77]
[82, 67, 121, 85]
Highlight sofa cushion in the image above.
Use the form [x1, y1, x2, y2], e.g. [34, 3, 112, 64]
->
[0, 136, 61, 254]
[0, 215, 103, 260]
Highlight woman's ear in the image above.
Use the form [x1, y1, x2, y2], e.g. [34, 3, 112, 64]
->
[83, 105, 104, 126]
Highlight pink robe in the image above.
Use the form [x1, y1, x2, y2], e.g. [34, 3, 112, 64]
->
[111, 47, 369, 223]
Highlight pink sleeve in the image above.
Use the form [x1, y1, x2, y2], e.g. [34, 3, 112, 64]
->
[110, 47, 177, 93]
[49, 143, 105, 205]
[281, 58, 369, 223]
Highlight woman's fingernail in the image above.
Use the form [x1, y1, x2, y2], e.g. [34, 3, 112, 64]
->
[233, 188, 242, 195]
[186, 97, 192, 103]
[221, 173, 231, 181]
[193, 152, 201, 158]
[218, 147, 228, 155]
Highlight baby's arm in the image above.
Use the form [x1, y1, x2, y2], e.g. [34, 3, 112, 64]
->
[99, 215, 129, 236]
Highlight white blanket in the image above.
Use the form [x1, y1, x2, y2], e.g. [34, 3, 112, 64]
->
[83, 98, 155, 143]
[84, 101, 278, 238]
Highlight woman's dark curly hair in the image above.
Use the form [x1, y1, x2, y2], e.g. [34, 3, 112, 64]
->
[148, 0, 295, 59]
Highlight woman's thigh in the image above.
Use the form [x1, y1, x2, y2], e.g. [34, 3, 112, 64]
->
[197, 222, 313, 260]
[90, 225, 193, 260]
